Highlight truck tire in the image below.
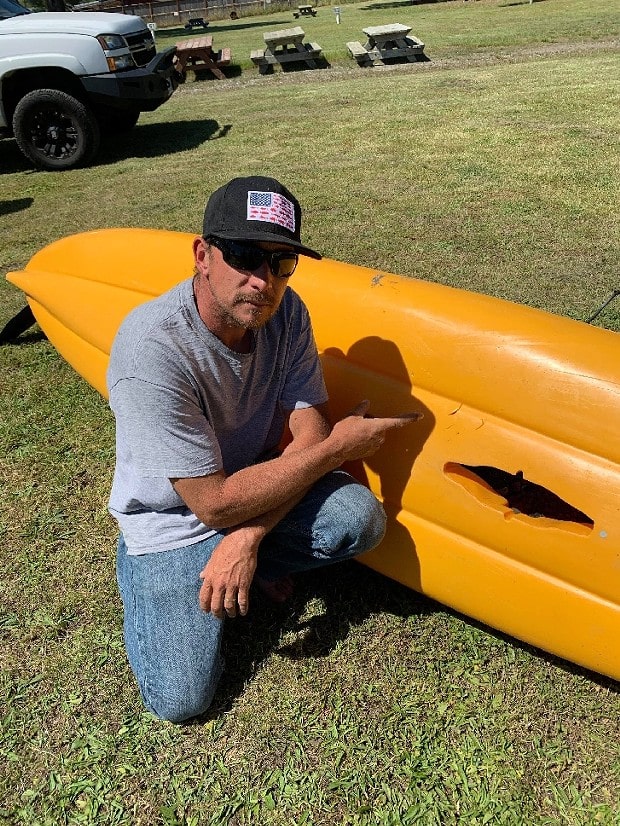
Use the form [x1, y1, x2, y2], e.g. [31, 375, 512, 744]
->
[13, 89, 101, 171]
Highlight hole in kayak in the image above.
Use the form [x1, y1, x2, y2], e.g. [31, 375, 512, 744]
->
[445, 463, 594, 531]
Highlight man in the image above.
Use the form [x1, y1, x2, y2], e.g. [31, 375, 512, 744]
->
[108, 176, 419, 722]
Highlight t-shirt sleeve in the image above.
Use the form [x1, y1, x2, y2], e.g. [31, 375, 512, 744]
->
[110, 375, 223, 479]
[280, 301, 328, 411]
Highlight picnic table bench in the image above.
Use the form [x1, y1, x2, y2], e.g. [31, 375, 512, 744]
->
[184, 17, 209, 31]
[293, 5, 317, 18]
[347, 23, 426, 66]
[175, 36, 231, 80]
[251, 27, 323, 74]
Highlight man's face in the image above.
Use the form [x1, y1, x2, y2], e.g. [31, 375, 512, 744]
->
[194, 237, 297, 333]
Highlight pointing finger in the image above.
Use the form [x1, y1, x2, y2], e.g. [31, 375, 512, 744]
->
[391, 411, 424, 425]
[378, 412, 424, 430]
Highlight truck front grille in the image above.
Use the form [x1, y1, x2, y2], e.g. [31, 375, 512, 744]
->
[126, 31, 156, 67]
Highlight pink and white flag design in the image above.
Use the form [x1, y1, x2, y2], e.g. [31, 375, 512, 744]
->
[247, 191, 296, 232]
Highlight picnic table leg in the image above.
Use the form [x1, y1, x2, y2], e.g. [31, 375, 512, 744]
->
[187, 51, 226, 80]
[295, 42, 316, 69]
[395, 38, 419, 62]
[363, 40, 384, 66]
[259, 52, 272, 75]
[207, 61, 226, 80]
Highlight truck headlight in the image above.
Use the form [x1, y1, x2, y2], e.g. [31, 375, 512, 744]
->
[97, 34, 127, 50]
[97, 34, 136, 71]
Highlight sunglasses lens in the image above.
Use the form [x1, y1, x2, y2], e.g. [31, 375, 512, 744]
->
[211, 238, 298, 278]
[224, 241, 265, 272]
[272, 254, 298, 278]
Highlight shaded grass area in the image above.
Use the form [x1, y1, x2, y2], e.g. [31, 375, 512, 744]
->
[1, 0, 620, 822]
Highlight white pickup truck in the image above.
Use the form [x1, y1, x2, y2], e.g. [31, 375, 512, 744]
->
[0, 0, 178, 169]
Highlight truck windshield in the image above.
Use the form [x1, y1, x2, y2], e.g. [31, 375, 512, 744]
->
[0, 0, 31, 18]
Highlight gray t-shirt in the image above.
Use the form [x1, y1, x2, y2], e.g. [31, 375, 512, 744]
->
[107, 277, 328, 555]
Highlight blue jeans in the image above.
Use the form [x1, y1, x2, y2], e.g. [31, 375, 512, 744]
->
[116, 470, 386, 723]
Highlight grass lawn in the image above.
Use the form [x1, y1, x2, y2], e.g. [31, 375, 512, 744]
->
[1, 0, 619, 823]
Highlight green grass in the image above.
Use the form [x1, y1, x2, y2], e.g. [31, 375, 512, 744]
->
[152, 0, 620, 68]
[1, 0, 620, 823]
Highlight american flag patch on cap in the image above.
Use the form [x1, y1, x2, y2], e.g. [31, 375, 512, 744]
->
[247, 191, 296, 233]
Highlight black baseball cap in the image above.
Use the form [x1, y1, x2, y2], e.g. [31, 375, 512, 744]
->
[202, 176, 322, 260]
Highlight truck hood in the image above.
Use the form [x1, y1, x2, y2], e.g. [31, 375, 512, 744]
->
[0, 11, 148, 36]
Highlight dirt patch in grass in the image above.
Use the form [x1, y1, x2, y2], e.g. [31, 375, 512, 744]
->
[185, 36, 620, 93]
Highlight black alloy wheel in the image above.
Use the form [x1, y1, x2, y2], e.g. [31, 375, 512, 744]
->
[13, 89, 101, 171]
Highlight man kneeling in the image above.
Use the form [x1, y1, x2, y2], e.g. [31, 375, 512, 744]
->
[108, 176, 418, 722]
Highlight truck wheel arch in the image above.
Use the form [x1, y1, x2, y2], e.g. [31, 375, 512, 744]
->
[2, 67, 87, 126]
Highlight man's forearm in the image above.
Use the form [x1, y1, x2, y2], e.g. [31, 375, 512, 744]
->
[225, 487, 308, 547]
[173, 402, 419, 533]
[199, 432, 343, 529]
[215, 412, 328, 547]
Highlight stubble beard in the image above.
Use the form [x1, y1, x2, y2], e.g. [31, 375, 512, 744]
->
[215, 292, 277, 331]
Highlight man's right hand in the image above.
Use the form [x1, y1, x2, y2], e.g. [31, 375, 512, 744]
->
[328, 400, 422, 462]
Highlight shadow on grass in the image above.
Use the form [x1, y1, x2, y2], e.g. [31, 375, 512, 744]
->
[205, 559, 618, 722]
[162, 19, 292, 38]
[211, 561, 435, 713]
[97, 118, 231, 166]
[0, 306, 42, 344]
[374, 53, 431, 64]
[186, 64, 243, 81]
[360, 0, 444, 9]
[0, 138, 32, 175]
[0, 119, 231, 174]
[0, 328, 47, 346]
[279, 56, 331, 73]
[0, 196, 34, 215]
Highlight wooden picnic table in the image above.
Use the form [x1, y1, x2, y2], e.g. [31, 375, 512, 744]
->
[347, 23, 425, 66]
[184, 17, 209, 31]
[250, 27, 323, 74]
[294, 4, 317, 17]
[175, 36, 231, 80]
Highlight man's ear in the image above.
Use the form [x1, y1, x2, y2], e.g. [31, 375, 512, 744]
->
[193, 236, 209, 275]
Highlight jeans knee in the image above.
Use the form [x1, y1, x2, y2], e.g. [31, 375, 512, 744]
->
[355, 490, 387, 552]
[335, 483, 386, 555]
[144, 679, 218, 723]
[139, 652, 224, 723]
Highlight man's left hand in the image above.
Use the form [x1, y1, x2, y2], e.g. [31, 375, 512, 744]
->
[198, 533, 258, 619]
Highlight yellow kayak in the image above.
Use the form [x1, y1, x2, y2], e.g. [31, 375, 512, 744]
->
[7, 228, 620, 681]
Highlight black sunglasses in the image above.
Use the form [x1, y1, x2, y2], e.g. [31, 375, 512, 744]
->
[207, 236, 299, 279]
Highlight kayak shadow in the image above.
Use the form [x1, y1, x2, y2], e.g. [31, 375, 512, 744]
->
[203, 336, 436, 717]
[321, 336, 434, 597]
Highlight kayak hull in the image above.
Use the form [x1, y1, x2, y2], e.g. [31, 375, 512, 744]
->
[7, 228, 620, 681]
